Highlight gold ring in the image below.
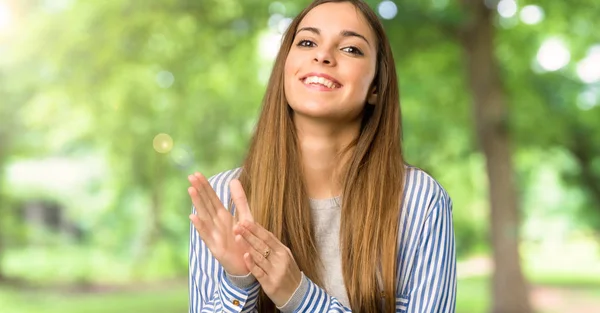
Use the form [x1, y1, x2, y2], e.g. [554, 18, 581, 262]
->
[263, 248, 271, 259]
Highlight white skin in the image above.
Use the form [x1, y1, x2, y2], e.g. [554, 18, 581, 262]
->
[189, 2, 378, 307]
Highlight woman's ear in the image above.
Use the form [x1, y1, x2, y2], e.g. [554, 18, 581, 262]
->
[367, 86, 378, 105]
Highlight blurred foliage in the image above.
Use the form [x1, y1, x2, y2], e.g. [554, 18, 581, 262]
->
[0, 1, 599, 310]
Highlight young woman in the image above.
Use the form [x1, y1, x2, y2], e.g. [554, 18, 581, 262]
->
[187, 1, 456, 312]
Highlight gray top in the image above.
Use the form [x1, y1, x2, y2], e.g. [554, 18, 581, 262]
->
[304, 196, 349, 308]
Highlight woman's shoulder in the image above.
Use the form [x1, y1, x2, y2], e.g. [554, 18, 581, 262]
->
[207, 167, 242, 185]
[206, 167, 243, 205]
[402, 165, 452, 215]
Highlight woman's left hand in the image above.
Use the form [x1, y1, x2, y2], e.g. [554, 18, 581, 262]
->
[233, 220, 302, 308]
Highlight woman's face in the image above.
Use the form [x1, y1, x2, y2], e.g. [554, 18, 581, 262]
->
[284, 2, 378, 123]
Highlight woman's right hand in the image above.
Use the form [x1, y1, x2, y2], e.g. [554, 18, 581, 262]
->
[188, 173, 254, 276]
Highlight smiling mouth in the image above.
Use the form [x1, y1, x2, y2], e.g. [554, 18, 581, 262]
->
[300, 76, 342, 89]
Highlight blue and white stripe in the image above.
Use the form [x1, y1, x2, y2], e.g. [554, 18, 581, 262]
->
[189, 166, 456, 312]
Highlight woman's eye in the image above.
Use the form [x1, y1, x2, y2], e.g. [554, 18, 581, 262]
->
[296, 40, 363, 56]
[297, 40, 315, 47]
[342, 46, 364, 56]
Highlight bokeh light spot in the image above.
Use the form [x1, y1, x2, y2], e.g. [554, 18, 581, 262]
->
[0, 2, 12, 31]
[577, 89, 598, 111]
[153, 133, 173, 153]
[432, 0, 449, 10]
[278, 17, 293, 34]
[536, 38, 570, 72]
[378, 1, 398, 20]
[42, 0, 73, 13]
[520, 5, 544, 25]
[499, 16, 518, 29]
[576, 45, 600, 84]
[171, 145, 193, 168]
[497, 0, 517, 18]
[156, 70, 175, 88]
[258, 31, 282, 61]
[268, 14, 284, 32]
[269, 2, 286, 15]
[232, 19, 249, 35]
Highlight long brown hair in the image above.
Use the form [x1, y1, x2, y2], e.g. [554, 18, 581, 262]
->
[238, 0, 404, 311]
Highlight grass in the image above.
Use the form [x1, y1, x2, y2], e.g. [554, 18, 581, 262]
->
[0, 278, 488, 313]
[456, 274, 600, 313]
[457, 276, 489, 313]
[1, 275, 599, 313]
[0, 277, 517, 313]
[0, 283, 188, 313]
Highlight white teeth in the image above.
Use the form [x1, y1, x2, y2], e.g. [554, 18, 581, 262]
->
[303, 76, 337, 89]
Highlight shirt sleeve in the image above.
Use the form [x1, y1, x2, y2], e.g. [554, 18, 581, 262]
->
[404, 193, 457, 312]
[188, 206, 261, 313]
[278, 273, 353, 312]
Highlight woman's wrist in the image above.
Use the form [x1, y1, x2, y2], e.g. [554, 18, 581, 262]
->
[225, 270, 258, 289]
[277, 272, 309, 313]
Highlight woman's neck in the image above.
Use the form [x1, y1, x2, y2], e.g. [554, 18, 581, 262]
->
[294, 114, 360, 199]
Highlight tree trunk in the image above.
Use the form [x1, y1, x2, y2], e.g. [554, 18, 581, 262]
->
[458, 1, 532, 312]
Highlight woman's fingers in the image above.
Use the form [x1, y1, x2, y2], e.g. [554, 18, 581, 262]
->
[246, 243, 272, 272]
[235, 223, 278, 276]
[239, 220, 277, 248]
[189, 173, 219, 220]
[188, 186, 212, 222]
[201, 173, 231, 219]
[230, 179, 254, 223]
[189, 213, 213, 244]
[194, 173, 230, 219]
[244, 252, 267, 280]
[235, 228, 272, 261]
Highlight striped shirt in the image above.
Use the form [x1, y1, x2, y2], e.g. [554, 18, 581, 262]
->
[189, 166, 456, 312]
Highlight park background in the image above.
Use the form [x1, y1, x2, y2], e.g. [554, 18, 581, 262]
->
[1, 0, 599, 312]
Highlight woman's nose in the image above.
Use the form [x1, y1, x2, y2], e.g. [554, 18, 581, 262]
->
[313, 48, 336, 66]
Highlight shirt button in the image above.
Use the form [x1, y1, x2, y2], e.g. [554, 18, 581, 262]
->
[232, 299, 240, 306]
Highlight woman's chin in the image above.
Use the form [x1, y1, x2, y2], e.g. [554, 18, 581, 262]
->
[291, 106, 337, 120]
[291, 109, 363, 127]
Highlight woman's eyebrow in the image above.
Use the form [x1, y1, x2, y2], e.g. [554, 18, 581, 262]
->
[296, 27, 371, 47]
